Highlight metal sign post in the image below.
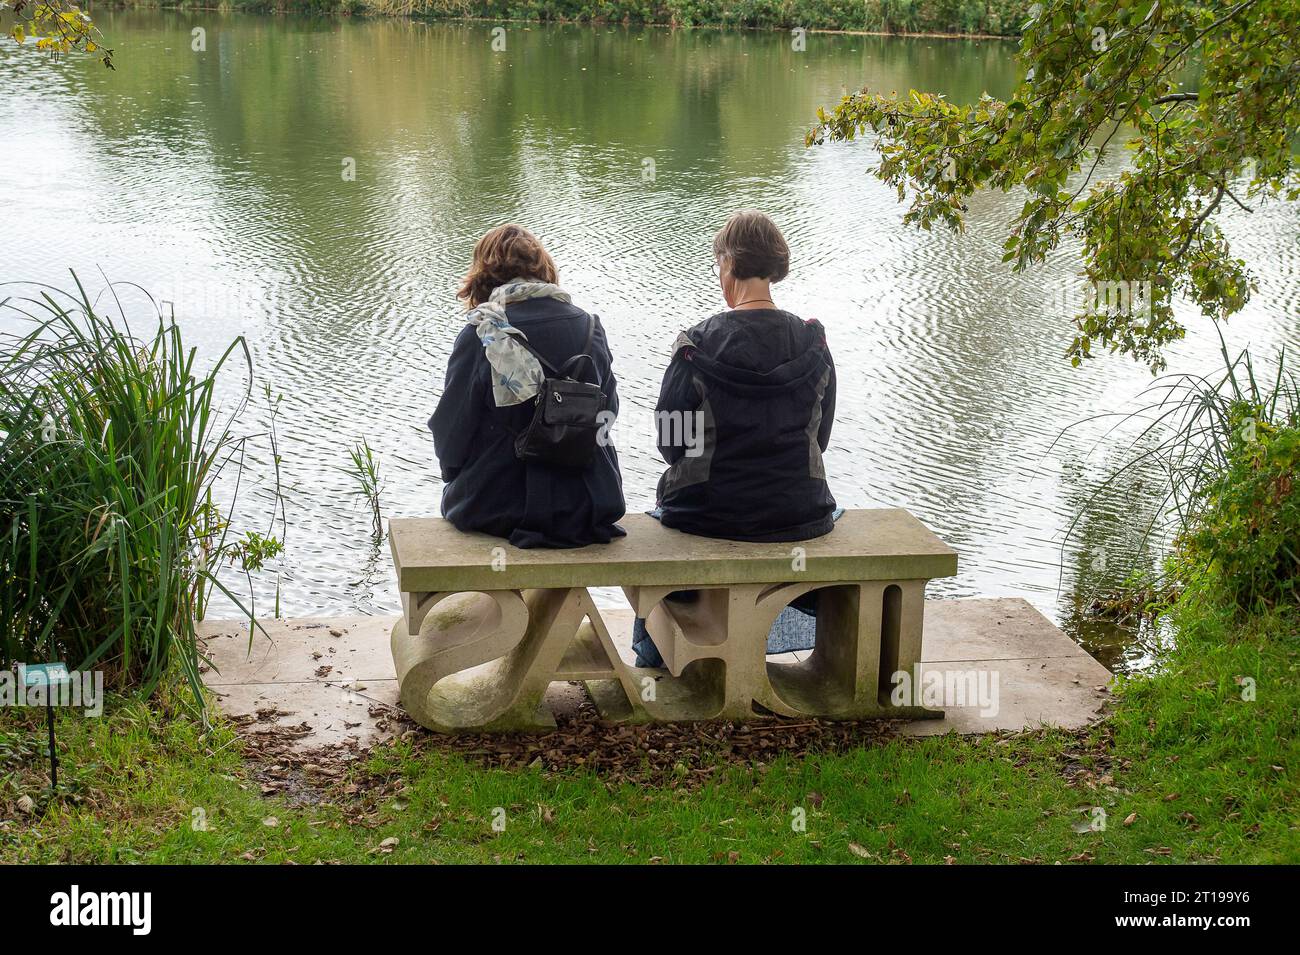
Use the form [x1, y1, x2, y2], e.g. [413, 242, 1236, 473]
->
[21, 663, 71, 793]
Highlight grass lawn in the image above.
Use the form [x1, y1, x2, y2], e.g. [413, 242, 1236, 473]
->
[2, 599, 1296, 864]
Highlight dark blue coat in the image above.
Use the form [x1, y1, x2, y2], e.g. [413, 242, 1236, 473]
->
[654, 308, 837, 542]
[430, 298, 626, 548]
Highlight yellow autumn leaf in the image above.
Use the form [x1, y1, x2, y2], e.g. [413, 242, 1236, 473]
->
[86, 41, 97, 52]
[11, 26, 26, 44]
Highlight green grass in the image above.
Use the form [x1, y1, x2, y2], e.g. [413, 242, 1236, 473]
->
[2, 597, 1295, 864]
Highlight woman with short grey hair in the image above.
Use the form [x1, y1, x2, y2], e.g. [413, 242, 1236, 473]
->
[633, 210, 841, 668]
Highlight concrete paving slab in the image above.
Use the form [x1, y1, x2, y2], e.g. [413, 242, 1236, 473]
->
[210, 679, 400, 749]
[900, 656, 1113, 736]
[922, 598, 1096, 662]
[200, 597, 1112, 750]
[200, 616, 396, 685]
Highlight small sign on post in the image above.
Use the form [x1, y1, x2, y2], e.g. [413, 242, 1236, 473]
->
[20, 662, 72, 793]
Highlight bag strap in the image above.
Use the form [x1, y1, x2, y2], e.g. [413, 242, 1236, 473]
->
[514, 314, 600, 385]
[561, 315, 600, 384]
[512, 334, 560, 377]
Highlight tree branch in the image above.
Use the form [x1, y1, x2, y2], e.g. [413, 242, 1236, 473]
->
[1223, 184, 1255, 213]
[1174, 183, 1227, 259]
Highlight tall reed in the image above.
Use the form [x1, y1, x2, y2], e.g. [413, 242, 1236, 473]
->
[0, 275, 282, 709]
[344, 438, 384, 540]
[1066, 327, 1299, 614]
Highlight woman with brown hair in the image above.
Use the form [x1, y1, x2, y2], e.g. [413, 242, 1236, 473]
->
[429, 224, 626, 548]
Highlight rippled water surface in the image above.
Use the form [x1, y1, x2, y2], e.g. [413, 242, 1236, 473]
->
[3, 13, 1297, 670]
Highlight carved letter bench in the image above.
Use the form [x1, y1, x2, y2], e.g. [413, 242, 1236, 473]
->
[388, 509, 957, 732]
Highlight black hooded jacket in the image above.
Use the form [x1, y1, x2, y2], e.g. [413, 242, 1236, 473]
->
[654, 308, 837, 542]
[430, 297, 626, 548]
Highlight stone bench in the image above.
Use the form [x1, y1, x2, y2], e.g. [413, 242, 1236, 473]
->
[388, 509, 958, 732]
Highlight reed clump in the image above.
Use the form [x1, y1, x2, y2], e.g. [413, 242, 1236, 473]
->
[0, 275, 281, 707]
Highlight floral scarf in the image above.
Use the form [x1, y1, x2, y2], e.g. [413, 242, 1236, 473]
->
[466, 279, 572, 407]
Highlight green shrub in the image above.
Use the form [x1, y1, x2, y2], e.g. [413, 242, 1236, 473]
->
[0, 276, 281, 706]
[1082, 331, 1298, 619]
[1177, 405, 1300, 615]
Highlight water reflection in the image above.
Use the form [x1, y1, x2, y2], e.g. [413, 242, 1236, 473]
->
[1, 14, 1297, 670]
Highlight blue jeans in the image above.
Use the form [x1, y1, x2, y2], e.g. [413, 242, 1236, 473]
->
[631, 507, 843, 668]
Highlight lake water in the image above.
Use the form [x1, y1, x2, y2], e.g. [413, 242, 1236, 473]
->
[2, 12, 1297, 671]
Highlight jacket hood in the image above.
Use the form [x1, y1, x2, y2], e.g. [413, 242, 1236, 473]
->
[672, 313, 829, 396]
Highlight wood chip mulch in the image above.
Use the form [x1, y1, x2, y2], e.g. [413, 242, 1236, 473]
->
[231, 696, 910, 813]
[423, 698, 908, 789]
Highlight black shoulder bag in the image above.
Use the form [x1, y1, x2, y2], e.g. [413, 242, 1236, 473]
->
[511, 315, 608, 469]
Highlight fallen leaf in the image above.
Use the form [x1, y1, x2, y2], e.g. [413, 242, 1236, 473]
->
[371, 836, 399, 854]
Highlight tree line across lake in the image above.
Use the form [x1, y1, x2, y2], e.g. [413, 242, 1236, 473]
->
[102, 0, 1029, 37]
